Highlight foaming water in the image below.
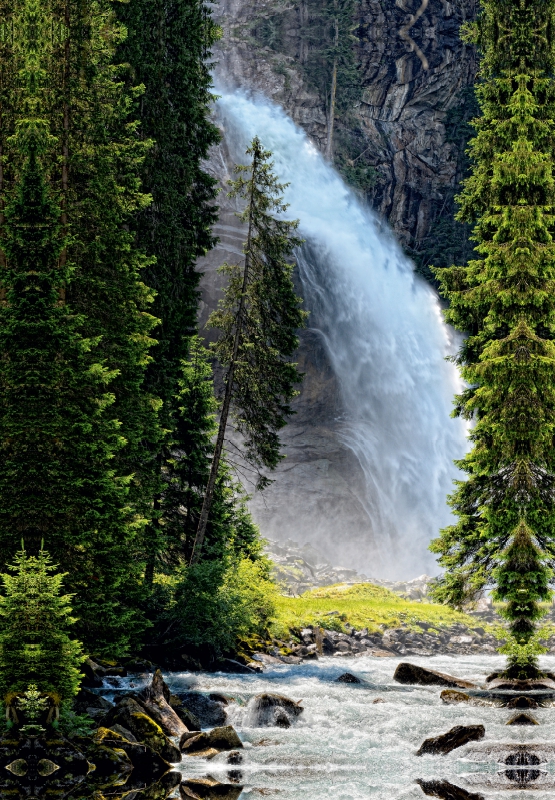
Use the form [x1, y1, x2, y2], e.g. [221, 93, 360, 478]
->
[116, 656, 555, 799]
[215, 89, 467, 578]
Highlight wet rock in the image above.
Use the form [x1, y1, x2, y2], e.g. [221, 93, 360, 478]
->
[247, 693, 303, 728]
[487, 676, 555, 691]
[180, 777, 243, 800]
[169, 696, 202, 731]
[109, 723, 138, 742]
[73, 686, 113, 716]
[394, 663, 478, 689]
[92, 727, 173, 782]
[174, 692, 227, 728]
[141, 769, 181, 800]
[227, 751, 243, 764]
[416, 778, 485, 799]
[213, 658, 258, 674]
[336, 672, 363, 684]
[440, 690, 500, 708]
[416, 725, 485, 756]
[81, 657, 105, 688]
[139, 669, 189, 737]
[372, 698, 385, 704]
[180, 726, 242, 753]
[101, 697, 181, 763]
[507, 712, 538, 726]
[507, 695, 538, 709]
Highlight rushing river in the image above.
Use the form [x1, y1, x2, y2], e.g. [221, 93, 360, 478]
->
[114, 655, 555, 799]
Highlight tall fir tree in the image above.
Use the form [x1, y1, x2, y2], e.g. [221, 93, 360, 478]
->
[430, 0, 555, 675]
[0, 0, 156, 654]
[114, 0, 221, 584]
[191, 137, 307, 563]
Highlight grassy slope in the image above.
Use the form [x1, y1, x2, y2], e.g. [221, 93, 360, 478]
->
[269, 582, 487, 638]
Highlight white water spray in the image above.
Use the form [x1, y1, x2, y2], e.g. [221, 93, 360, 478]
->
[215, 89, 467, 578]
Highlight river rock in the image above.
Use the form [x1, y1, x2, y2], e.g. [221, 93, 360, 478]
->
[173, 692, 227, 727]
[139, 669, 189, 737]
[507, 712, 538, 725]
[507, 695, 538, 709]
[93, 727, 173, 782]
[394, 663, 478, 689]
[336, 672, 363, 684]
[416, 725, 485, 756]
[440, 690, 501, 708]
[180, 777, 243, 800]
[101, 697, 181, 763]
[180, 726, 242, 753]
[169, 696, 202, 731]
[416, 778, 485, 799]
[246, 693, 303, 728]
[73, 686, 113, 716]
[487, 677, 555, 691]
[81, 658, 105, 688]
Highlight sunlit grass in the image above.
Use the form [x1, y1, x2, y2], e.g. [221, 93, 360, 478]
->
[269, 582, 487, 639]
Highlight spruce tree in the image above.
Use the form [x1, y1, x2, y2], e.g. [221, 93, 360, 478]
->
[430, 0, 555, 675]
[0, 549, 83, 701]
[191, 137, 307, 563]
[0, 0, 155, 654]
[114, 0, 220, 583]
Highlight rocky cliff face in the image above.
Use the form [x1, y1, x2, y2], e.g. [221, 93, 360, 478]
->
[200, 0, 476, 578]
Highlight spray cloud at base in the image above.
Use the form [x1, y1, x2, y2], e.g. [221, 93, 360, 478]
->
[214, 88, 468, 580]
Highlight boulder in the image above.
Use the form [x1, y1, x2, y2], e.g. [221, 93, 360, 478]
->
[93, 727, 172, 782]
[507, 695, 538, 709]
[101, 697, 181, 763]
[487, 676, 555, 691]
[416, 778, 485, 799]
[169, 695, 202, 731]
[440, 690, 500, 708]
[73, 687, 113, 716]
[180, 726, 242, 753]
[173, 692, 227, 727]
[141, 769, 181, 800]
[507, 712, 538, 725]
[416, 725, 485, 756]
[394, 663, 478, 689]
[81, 658, 105, 688]
[246, 693, 303, 727]
[109, 723, 138, 742]
[139, 669, 189, 737]
[180, 778, 243, 800]
[336, 672, 363, 684]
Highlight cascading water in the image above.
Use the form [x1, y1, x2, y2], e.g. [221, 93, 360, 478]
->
[215, 88, 468, 579]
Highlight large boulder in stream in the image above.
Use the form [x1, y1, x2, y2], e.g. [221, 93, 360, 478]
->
[246, 693, 303, 728]
[101, 697, 181, 763]
[138, 669, 189, 737]
[180, 725, 243, 754]
[394, 663, 478, 689]
[173, 692, 227, 727]
[180, 777, 243, 800]
[416, 725, 485, 756]
[416, 778, 485, 799]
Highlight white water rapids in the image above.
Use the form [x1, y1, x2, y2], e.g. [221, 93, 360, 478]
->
[214, 89, 468, 579]
[111, 656, 555, 799]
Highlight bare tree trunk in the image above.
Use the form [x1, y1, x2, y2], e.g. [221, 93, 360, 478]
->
[189, 147, 260, 565]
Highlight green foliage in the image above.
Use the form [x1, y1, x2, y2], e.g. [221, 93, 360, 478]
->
[210, 137, 307, 481]
[166, 556, 278, 657]
[114, 0, 220, 583]
[56, 708, 96, 738]
[430, 0, 555, 673]
[17, 684, 49, 736]
[0, 551, 84, 701]
[0, 0, 153, 655]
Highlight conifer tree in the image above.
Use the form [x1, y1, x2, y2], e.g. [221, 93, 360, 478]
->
[430, 0, 555, 675]
[190, 138, 307, 563]
[114, 0, 220, 583]
[0, 0, 155, 654]
[0, 549, 84, 701]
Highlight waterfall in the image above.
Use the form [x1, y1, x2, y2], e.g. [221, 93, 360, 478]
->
[214, 88, 468, 579]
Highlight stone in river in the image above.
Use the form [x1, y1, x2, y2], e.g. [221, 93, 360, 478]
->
[507, 695, 538, 709]
[336, 672, 363, 684]
[180, 777, 243, 800]
[173, 692, 227, 727]
[180, 725, 242, 753]
[416, 724, 485, 756]
[394, 662, 478, 688]
[247, 693, 303, 727]
[507, 712, 538, 725]
[416, 778, 485, 799]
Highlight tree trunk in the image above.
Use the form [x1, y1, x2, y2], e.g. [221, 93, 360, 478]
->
[189, 146, 260, 565]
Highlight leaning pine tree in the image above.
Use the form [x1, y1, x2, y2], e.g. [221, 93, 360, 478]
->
[190, 138, 307, 564]
[430, 0, 555, 676]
